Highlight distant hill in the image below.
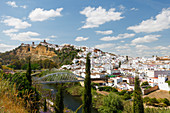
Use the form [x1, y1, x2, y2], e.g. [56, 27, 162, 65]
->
[0, 40, 80, 68]
[0, 40, 115, 69]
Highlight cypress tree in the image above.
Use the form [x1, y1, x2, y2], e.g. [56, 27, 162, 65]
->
[126, 56, 129, 61]
[133, 76, 144, 113]
[44, 98, 47, 112]
[26, 56, 32, 86]
[82, 53, 92, 113]
[119, 61, 121, 68]
[55, 84, 64, 113]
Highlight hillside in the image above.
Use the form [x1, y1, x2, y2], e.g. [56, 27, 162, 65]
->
[0, 40, 81, 69]
[0, 40, 113, 69]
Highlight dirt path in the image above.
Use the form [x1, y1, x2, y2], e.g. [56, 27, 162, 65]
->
[96, 91, 110, 96]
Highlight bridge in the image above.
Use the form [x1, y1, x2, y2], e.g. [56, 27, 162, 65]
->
[35, 72, 85, 84]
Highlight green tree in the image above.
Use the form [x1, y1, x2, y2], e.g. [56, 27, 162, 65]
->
[0, 62, 2, 69]
[82, 53, 92, 113]
[99, 93, 124, 113]
[26, 56, 32, 86]
[55, 84, 64, 113]
[133, 76, 144, 113]
[141, 81, 149, 86]
[44, 98, 47, 112]
[126, 56, 129, 61]
[119, 61, 121, 68]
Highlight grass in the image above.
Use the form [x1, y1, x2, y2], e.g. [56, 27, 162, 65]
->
[143, 90, 170, 100]
[0, 78, 28, 113]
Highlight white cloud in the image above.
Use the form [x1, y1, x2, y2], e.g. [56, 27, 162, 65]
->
[131, 35, 160, 44]
[0, 43, 17, 53]
[6, 1, 27, 9]
[119, 5, 125, 10]
[130, 8, 138, 11]
[120, 40, 125, 43]
[6, 1, 18, 8]
[100, 33, 135, 41]
[3, 29, 19, 34]
[95, 30, 113, 35]
[95, 43, 115, 49]
[29, 8, 63, 21]
[2, 16, 31, 29]
[116, 45, 129, 49]
[154, 46, 169, 50]
[20, 5, 27, 9]
[6, 31, 43, 41]
[75, 37, 88, 41]
[80, 6, 124, 28]
[49, 35, 57, 38]
[127, 8, 170, 33]
[135, 45, 149, 50]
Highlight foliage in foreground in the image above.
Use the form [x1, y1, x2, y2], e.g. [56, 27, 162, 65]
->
[123, 101, 170, 113]
[143, 97, 170, 107]
[1, 72, 41, 112]
[98, 93, 124, 113]
[0, 76, 28, 113]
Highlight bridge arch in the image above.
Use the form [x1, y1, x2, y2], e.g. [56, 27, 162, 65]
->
[36, 72, 84, 84]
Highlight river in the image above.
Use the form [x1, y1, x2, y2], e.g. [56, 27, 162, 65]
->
[41, 84, 98, 113]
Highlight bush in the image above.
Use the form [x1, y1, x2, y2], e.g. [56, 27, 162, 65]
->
[112, 87, 118, 92]
[99, 93, 124, 113]
[162, 98, 170, 106]
[98, 86, 113, 92]
[143, 97, 150, 105]
[145, 86, 151, 89]
[123, 93, 131, 100]
[149, 98, 158, 106]
[118, 90, 127, 95]
[66, 85, 84, 96]
[141, 81, 149, 86]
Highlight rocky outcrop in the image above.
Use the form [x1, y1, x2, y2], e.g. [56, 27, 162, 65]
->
[9, 41, 58, 60]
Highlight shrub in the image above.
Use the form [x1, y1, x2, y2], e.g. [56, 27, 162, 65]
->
[162, 98, 170, 106]
[66, 85, 84, 96]
[123, 93, 131, 100]
[98, 86, 113, 92]
[143, 97, 150, 105]
[112, 87, 118, 92]
[149, 98, 158, 106]
[118, 90, 127, 95]
[99, 93, 123, 113]
[141, 81, 149, 86]
[145, 86, 151, 89]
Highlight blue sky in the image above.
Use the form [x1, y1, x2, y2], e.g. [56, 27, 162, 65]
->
[0, 0, 170, 57]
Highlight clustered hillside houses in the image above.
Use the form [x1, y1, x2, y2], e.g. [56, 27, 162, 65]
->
[22, 41, 170, 92]
[60, 46, 170, 93]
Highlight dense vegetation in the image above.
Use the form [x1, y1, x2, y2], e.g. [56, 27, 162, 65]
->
[98, 93, 124, 113]
[0, 74, 28, 113]
[0, 59, 41, 112]
[143, 97, 170, 107]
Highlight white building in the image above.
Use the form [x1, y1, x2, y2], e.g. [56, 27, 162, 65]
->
[158, 75, 170, 91]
